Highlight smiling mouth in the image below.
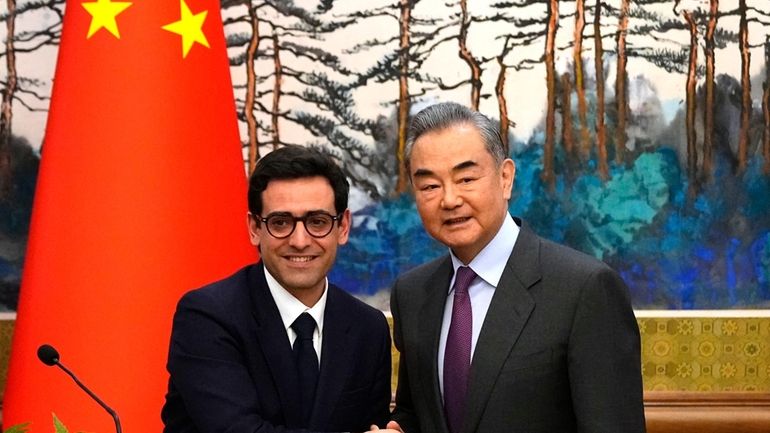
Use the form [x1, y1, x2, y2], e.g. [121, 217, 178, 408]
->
[286, 256, 316, 262]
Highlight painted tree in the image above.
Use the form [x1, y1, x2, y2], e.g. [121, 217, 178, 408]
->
[293, 73, 390, 199]
[593, 0, 608, 180]
[495, 37, 512, 153]
[408, 1, 545, 120]
[762, 35, 770, 175]
[679, 5, 699, 183]
[0, 0, 62, 310]
[755, 3, 770, 174]
[736, 0, 749, 172]
[542, 0, 559, 191]
[350, 0, 537, 192]
[629, 1, 738, 182]
[222, 0, 266, 172]
[488, 2, 549, 153]
[224, 1, 356, 164]
[0, 0, 17, 199]
[538, 0, 615, 179]
[395, 0, 412, 193]
[230, 0, 262, 172]
[614, 0, 630, 164]
[542, 0, 614, 179]
[342, 0, 444, 195]
[416, 0, 485, 110]
[0, 0, 63, 199]
[710, 1, 768, 174]
[627, 1, 713, 183]
[224, 1, 394, 198]
[700, 0, 736, 181]
[611, 0, 675, 161]
[560, 71, 575, 155]
[458, 0, 482, 109]
[573, 0, 591, 158]
[702, 0, 718, 179]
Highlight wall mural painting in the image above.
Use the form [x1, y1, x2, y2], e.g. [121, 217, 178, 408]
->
[1, 0, 770, 311]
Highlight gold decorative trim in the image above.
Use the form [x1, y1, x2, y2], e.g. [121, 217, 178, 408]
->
[0, 318, 15, 403]
[1, 313, 769, 401]
[639, 316, 770, 391]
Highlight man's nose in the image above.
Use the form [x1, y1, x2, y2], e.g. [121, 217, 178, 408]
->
[441, 185, 463, 209]
[287, 221, 312, 247]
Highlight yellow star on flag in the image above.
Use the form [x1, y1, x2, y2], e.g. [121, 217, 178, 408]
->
[162, 0, 210, 58]
[82, 0, 132, 39]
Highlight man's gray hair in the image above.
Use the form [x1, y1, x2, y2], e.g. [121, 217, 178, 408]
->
[404, 102, 507, 174]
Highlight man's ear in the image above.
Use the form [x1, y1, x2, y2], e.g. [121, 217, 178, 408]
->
[501, 158, 515, 200]
[337, 209, 352, 245]
[247, 212, 260, 247]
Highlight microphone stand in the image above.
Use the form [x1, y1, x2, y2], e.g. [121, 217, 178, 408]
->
[53, 361, 123, 433]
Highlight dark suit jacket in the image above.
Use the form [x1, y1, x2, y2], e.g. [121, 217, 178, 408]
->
[162, 263, 392, 433]
[391, 219, 645, 433]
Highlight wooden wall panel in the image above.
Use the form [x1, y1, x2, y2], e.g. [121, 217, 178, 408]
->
[645, 391, 770, 433]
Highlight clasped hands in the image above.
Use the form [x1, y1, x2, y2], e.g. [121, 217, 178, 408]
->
[368, 420, 404, 432]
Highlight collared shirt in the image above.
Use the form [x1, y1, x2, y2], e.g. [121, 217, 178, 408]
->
[438, 213, 520, 396]
[264, 267, 327, 362]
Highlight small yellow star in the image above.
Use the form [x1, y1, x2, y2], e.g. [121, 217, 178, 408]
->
[82, 0, 132, 39]
[161, 0, 210, 58]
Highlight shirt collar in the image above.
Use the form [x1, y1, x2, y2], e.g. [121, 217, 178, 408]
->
[264, 267, 327, 334]
[450, 213, 519, 289]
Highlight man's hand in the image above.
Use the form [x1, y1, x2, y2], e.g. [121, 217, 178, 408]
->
[368, 420, 404, 432]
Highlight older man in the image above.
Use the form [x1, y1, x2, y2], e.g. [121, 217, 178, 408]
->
[378, 102, 645, 433]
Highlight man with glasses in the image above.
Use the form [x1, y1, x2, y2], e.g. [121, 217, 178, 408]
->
[162, 145, 392, 433]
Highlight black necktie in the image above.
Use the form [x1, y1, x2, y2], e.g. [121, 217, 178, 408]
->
[291, 312, 318, 426]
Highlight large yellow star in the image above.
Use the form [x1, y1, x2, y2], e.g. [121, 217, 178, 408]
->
[82, 0, 132, 39]
[161, 0, 210, 58]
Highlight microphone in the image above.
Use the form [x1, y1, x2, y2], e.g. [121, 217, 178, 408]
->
[37, 344, 123, 433]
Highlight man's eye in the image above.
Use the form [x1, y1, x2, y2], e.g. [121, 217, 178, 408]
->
[307, 217, 329, 227]
[420, 184, 439, 191]
[270, 218, 291, 227]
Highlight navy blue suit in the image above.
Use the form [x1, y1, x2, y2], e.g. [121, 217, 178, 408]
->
[162, 263, 392, 433]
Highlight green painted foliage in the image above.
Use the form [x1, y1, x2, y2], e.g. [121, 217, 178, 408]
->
[1, 413, 90, 433]
[3, 423, 31, 433]
[52, 414, 68, 433]
[570, 152, 676, 259]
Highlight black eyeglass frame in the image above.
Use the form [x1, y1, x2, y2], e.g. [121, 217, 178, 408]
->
[255, 211, 344, 239]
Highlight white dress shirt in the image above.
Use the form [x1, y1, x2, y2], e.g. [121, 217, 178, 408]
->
[265, 267, 327, 362]
[438, 213, 520, 396]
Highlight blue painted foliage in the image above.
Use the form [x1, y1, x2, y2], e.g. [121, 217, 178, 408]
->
[335, 142, 770, 309]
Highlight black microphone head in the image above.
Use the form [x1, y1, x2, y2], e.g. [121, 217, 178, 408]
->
[37, 344, 60, 366]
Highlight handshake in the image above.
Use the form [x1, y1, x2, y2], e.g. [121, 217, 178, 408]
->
[368, 421, 404, 433]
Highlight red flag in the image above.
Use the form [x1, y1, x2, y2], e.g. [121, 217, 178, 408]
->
[3, 1, 254, 432]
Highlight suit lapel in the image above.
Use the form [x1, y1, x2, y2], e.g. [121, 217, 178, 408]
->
[463, 224, 541, 433]
[309, 285, 352, 428]
[247, 264, 304, 428]
[417, 256, 454, 433]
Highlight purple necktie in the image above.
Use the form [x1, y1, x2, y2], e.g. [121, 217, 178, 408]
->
[443, 266, 476, 433]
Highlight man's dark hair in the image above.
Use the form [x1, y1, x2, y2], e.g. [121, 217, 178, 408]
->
[248, 145, 349, 216]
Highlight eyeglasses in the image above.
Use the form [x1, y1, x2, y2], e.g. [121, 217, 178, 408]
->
[256, 211, 343, 239]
